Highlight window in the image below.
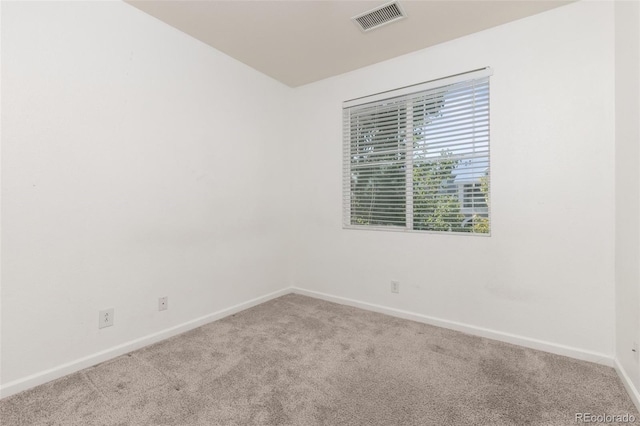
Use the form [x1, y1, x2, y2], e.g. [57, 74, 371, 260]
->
[342, 68, 491, 234]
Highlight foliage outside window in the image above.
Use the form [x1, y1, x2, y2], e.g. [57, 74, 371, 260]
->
[342, 70, 491, 234]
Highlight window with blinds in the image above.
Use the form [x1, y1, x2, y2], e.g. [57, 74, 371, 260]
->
[343, 68, 491, 234]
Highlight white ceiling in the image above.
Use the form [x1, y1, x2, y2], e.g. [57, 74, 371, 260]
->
[125, 0, 574, 87]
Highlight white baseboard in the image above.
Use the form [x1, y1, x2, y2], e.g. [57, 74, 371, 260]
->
[0, 287, 291, 399]
[615, 359, 640, 413]
[292, 287, 614, 367]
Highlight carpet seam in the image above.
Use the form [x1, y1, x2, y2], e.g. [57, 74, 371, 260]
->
[128, 352, 182, 391]
[81, 371, 108, 402]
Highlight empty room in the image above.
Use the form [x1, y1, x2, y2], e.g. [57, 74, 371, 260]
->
[1, 0, 640, 424]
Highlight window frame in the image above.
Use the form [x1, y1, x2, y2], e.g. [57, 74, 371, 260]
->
[342, 68, 492, 236]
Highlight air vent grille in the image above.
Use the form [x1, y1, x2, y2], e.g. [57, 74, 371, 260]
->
[352, 1, 406, 32]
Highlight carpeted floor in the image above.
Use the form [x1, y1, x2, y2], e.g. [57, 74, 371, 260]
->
[0, 294, 637, 425]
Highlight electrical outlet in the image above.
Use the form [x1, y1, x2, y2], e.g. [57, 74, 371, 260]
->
[159, 296, 168, 311]
[391, 280, 400, 294]
[99, 308, 114, 329]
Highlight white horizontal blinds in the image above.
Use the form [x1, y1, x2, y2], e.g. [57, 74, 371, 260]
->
[346, 100, 409, 227]
[412, 77, 490, 233]
[344, 68, 491, 233]
[343, 110, 352, 227]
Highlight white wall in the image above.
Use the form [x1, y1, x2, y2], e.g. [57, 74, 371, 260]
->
[1, 1, 291, 393]
[615, 0, 640, 399]
[290, 1, 616, 360]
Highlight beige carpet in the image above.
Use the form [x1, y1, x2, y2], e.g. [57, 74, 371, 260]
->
[0, 294, 637, 425]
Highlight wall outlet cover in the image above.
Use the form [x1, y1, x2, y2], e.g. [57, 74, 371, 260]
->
[99, 308, 114, 329]
[159, 296, 168, 311]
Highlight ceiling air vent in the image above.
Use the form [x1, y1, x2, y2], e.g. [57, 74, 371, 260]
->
[352, 1, 406, 32]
